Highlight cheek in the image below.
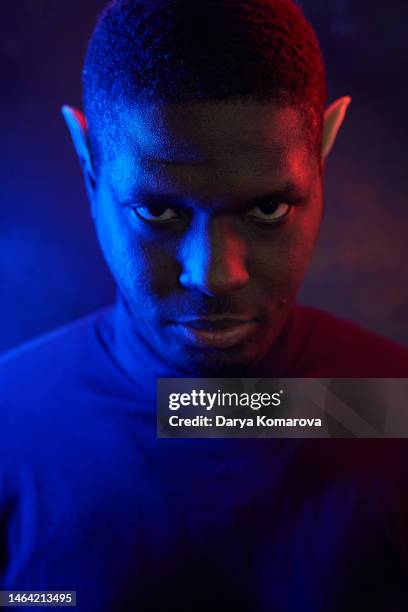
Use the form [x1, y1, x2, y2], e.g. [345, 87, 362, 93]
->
[140, 245, 180, 298]
[95, 208, 179, 297]
[251, 207, 321, 296]
[285, 204, 322, 285]
[93, 205, 144, 290]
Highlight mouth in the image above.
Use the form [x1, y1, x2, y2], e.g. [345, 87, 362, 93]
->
[168, 317, 258, 349]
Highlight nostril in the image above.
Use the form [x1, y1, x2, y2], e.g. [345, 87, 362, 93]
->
[179, 258, 249, 296]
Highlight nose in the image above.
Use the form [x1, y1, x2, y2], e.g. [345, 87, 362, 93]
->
[178, 214, 250, 296]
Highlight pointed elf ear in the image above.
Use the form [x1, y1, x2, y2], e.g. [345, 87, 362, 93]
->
[61, 105, 96, 195]
[321, 96, 352, 161]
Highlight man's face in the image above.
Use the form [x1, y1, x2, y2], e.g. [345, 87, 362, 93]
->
[91, 101, 323, 375]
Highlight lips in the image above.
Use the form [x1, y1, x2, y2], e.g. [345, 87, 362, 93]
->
[169, 317, 258, 349]
[183, 318, 251, 331]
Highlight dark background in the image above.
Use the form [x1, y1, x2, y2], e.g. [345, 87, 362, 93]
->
[1, 0, 407, 354]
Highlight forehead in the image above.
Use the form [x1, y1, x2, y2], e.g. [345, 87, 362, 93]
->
[102, 101, 317, 202]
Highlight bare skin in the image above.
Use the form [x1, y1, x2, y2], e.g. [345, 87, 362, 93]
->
[63, 98, 350, 375]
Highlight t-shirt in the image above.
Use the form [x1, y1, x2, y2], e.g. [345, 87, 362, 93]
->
[1, 299, 408, 611]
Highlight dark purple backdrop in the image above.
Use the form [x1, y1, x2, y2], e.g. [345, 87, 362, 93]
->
[1, 0, 407, 354]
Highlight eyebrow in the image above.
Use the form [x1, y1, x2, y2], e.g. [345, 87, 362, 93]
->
[133, 181, 305, 209]
[252, 181, 305, 200]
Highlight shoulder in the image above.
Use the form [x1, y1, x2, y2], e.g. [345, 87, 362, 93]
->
[0, 307, 120, 475]
[0, 306, 111, 369]
[0, 306, 113, 410]
[294, 305, 408, 376]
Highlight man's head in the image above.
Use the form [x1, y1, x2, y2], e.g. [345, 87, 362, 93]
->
[63, 0, 350, 376]
[82, 0, 327, 171]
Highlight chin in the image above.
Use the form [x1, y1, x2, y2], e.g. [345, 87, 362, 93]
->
[167, 347, 261, 378]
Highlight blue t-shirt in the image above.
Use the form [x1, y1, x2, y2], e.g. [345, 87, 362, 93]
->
[1, 299, 408, 611]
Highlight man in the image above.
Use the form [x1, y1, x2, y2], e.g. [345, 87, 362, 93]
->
[1, 1, 408, 610]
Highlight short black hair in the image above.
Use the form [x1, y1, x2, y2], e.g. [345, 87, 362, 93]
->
[83, 0, 327, 169]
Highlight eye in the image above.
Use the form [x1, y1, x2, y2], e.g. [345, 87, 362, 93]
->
[133, 205, 179, 223]
[246, 201, 291, 223]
